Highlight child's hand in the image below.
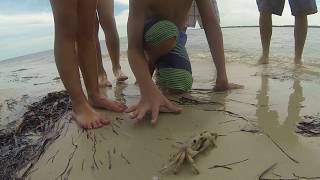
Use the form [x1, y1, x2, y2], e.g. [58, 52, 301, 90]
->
[125, 88, 181, 126]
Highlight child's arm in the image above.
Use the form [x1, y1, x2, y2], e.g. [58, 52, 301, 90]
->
[196, 0, 243, 91]
[126, 0, 181, 125]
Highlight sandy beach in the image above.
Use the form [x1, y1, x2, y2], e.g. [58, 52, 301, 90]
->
[1, 27, 320, 180]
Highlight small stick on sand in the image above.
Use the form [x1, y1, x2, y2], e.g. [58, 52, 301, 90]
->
[259, 163, 277, 180]
[264, 134, 299, 164]
[293, 173, 320, 179]
[108, 151, 112, 170]
[111, 125, 119, 136]
[81, 160, 85, 171]
[120, 153, 131, 165]
[227, 98, 258, 107]
[208, 159, 249, 170]
[203, 109, 249, 122]
[112, 122, 120, 129]
[115, 117, 123, 124]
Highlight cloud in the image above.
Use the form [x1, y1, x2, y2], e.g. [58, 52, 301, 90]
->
[0, 13, 53, 26]
[114, 0, 129, 5]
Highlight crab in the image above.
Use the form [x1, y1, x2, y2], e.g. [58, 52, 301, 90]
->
[160, 131, 218, 175]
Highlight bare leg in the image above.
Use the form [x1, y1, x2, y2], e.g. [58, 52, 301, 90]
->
[50, 0, 108, 129]
[258, 12, 272, 64]
[97, 0, 128, 81]
[95, 16, 112, 87]
[77, 0, 127, 113]
[294, 15, 308, 65]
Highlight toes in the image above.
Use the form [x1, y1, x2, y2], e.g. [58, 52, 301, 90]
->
[100, 117, 110, 125]
[129, 110, 138, 119]
[86, 122, 93, 129]
[125, 105, 137, 113]
[120, 103, 128, 110]
[91, 121, 99, 129]
[114, 101, 128, 111]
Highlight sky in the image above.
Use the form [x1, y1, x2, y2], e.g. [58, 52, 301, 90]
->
[0, 0, 319, 61]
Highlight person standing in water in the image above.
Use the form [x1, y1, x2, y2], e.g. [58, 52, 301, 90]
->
[257, 0, 318, 65]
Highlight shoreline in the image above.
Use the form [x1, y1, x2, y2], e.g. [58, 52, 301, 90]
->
[1, 26, 320, 63]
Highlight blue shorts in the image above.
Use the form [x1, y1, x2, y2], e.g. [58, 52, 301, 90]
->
[256, 0, 318, 16]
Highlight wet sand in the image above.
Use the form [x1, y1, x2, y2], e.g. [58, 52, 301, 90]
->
[1, 28, 320, 180]
[2, 59, 319, 180]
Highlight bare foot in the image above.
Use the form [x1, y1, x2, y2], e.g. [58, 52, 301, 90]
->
[98, 72, 112, 87]
[258, 56, 269, 64]
[72, 103, 110, 129]
[89, 94, 127, 112]
[214, 82, 244, 92]
[113, 67, 128, 82]
[294, 57, 303, 66]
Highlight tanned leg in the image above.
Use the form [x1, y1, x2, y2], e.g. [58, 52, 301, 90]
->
[95, 15, 112, 87]
[294, 15, 308, 65]
[50, 0, 108, 129]
[97, 0, 128, 81]
[259, 11, 272, 64]
[77, 0, 127, 113]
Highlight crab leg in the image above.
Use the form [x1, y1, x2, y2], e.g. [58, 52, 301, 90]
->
[173, 151, 186, 174]
[187, 149, 200, 174]
[160, 151, 183, 173]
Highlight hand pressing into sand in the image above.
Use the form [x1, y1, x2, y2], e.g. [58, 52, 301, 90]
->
[125, 88, 181, 126]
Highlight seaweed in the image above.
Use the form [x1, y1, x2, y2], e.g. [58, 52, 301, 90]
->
[0, 91, 71, 180]
[296, 115, 320, 137]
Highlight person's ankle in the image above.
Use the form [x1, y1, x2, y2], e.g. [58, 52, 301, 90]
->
[294, 56, 303, 65]
[72, 99, 90, 113]
[112, 64, 121, 71]
[216, 74, 229, 87]
[259, 55, 269, 64]
[87, 89, 103, 100]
